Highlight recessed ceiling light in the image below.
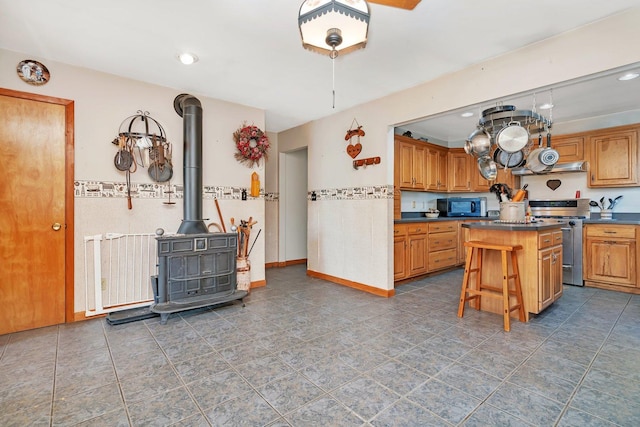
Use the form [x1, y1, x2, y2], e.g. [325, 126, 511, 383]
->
[178, 53, 198, 65]
[460, 112, 474, 118]
[618, 72, 639, 81]
[539, 103, 554, 110]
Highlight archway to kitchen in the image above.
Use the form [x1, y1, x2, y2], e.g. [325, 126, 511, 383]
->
[278, 147, 308, 265]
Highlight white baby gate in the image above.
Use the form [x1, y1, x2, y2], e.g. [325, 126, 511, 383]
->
[84, 233, 162, 317]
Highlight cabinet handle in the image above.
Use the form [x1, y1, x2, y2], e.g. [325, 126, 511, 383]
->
[603, 231, 617, 234]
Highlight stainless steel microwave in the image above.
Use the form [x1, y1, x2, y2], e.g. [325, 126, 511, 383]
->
[437, 197, 487, 217]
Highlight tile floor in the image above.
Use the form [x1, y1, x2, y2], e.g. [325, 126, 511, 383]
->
[1, 265, 639, 426]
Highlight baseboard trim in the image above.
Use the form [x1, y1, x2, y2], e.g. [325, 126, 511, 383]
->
[251, 279, 267, 289]
[306, 270, 394, 298]
[265, 259, 307, 269]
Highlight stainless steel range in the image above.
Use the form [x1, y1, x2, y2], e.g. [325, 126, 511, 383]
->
[529, 199, 590, 286]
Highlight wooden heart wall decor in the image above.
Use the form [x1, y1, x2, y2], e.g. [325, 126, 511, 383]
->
[546, 179, 562, 190]
[345, 125, 365, 159]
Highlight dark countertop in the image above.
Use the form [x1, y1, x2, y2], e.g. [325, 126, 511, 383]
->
[461, 220, 564, 231]
[584, 212, 640, 225]
[396, 212, 640, 225]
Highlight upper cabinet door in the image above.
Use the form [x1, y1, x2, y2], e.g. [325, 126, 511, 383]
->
[589, 128, 638, 187]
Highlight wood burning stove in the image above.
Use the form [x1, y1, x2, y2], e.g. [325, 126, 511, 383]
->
[150, 94, 247, 324]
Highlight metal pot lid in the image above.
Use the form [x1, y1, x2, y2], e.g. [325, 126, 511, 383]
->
[496, 123, 529, 153]
[477, 155, 498, 180]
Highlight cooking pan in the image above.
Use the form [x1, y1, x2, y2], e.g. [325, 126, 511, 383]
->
[464, 127, 492, 157]
[114, 136, 133, 171]
[495, 121, 529, 153]
[477, 155, 497, 180]
[526, 133, 560, 173]
[148, 160, 173, 182]
[493, 148, 525, 168]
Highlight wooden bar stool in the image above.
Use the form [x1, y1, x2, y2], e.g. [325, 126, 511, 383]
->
[457, 240, 525, 332]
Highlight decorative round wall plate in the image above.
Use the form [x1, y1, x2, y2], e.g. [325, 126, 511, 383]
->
[17, 59, 50, 86]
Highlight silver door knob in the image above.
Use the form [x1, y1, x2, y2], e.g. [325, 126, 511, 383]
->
[52, 223, 62, 231]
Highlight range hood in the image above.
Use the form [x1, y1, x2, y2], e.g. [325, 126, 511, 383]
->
[511, 161, 589, 176]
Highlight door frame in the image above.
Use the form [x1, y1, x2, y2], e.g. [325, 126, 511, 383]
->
[1, 88, 75, 323]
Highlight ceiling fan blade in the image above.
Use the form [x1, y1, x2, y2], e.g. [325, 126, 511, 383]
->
[368, 0, 421, 10]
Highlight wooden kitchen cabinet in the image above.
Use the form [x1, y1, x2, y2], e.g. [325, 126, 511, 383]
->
[394, 224, 408, 280]
[588, 126, 639, 187]
[426, 145, 448, 191]
[584, 224, 637, 290]
[397, 136, 427, 190]
[427, 221, 457, 272]
[538, 245, 563, 311]
[407, 223, 429, 276]
[550, 134, 585, 163]
[448, 149, 473, 192]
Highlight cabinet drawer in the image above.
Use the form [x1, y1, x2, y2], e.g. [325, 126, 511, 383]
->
[429, 248, 458, 271]
[428, 231, 457, 252]
[428, 222, 456, 233]
[407, 224, 428, 234]
[538, 231, 555, 249]
[394, 224, 407, 237]
[553, 230, 563, 246]
[586, 225, 636, 239]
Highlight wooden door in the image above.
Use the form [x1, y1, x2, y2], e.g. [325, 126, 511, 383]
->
[0, 90, 73, 334]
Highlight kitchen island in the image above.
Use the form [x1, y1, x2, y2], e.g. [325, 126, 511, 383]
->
[461, 220, 564, 321]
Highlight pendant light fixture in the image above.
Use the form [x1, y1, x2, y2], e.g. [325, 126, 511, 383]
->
[298, 0, 370, 107]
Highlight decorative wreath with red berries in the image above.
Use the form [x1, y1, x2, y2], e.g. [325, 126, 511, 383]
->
[233, 124, 270, 167]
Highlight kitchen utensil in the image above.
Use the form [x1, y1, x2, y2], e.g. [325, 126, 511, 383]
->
[589, 201, 599, 207]
[599, 197, 605, 209]
[493, 147, 525, 168]
[114, 136, 133, 171]
[465, 127, 492, 157]
[527, 133, 559, 173]
[247, 229, 262, 258]
[511, 184, 529, 202]
[148, 160, 173, 182]
[477, 155, 497, 180]
[499, 201, 526, 222]
[495, 121, 529, 153]
[609, 195, 623, 209]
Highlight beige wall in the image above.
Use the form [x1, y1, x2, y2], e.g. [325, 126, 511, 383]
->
[278, 8, 640, 292]
[0, 48, 267, 313]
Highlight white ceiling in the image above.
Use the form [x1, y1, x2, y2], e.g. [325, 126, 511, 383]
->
[1, 0, 640, 133]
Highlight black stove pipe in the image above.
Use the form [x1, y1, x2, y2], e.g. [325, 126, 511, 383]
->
[174, 94, 208, 234]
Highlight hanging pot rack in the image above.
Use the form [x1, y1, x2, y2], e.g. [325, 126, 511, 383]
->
[111, 110, 168, 146]
[478, 108, 552, 137]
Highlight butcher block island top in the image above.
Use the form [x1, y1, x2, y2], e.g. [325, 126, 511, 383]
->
[461, 221, 564, 322]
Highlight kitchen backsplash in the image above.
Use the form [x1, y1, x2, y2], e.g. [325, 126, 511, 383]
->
[401, 172, 640, 213]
